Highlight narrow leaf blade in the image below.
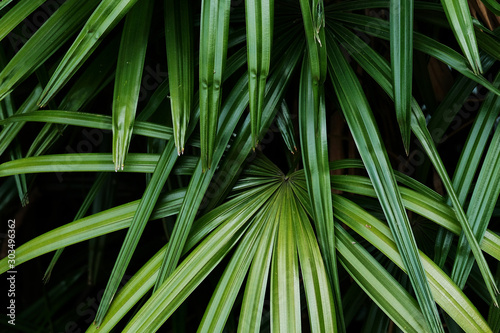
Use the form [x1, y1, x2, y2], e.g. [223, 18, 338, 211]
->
[199, 0, 231, 170]
[246, 0, 273, 147]
[112, 0, 153, 170]
[326, 32, 443, 332]
[0, 0, 101, 101]
[440, 0, 482, 73]
[165, 0, 194, 154]
[390, 0, 413, 151]
[38, 0, 141, 106]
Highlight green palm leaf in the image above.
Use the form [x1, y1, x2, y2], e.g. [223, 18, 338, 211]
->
[121, 186, 278, 332]
[112, 0, 153, 170]
[238, 200, 279, 333]
[0, 0, 45, 41]
[0, 1, 499, 331]
[275, 100, 298, 154]
[330, 22, 499, 304]
[199, 0, 231, 170]
[299, 0, 326, 83]
[426, 52, 495, 153]
[25, 40, 118, 158]
[0, 52, 28, 206]
[245, 0, 273, 147]
[94, 140, 179, 326]
[0, 84, 41, 156]
[271, 186, 301, 332]
[439, 69, 500, 271]
[448, 69, 500, 194]
[294, 186, 336, 332]
[330, 173, 500, 262]
[0, 153, 159, 176]
[153, 74, 249, 290]
[0, 110, 173, 140]
[153, 37, 302, 291]
[326, 32, 443, 332]
[88, 183, 278, 332]
[448, 70, 500, 204]
[390, 0, 413, 151]
[0, 189, 186, 274]
[439, 0, 482, 73]
[85, 244, 167, 333]
[0, 0, 14, 12]
[8, 142, 28, 206]
[37, 0, 142, 106]
[165, 0, 194, 154]
[197, 205, 269, 332]
[332, 194, 492, 333]
[95, 43, 251, 325]
[0, 0, 100, 101]
[451, 108, 500, 288]
[298, 55, 342, 331]
[200, 32, 303, 211]
[330, 13, 500, 97]
[335, 224, 427, 333]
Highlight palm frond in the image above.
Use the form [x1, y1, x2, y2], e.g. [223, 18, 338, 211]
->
[0, 1, 499, 331]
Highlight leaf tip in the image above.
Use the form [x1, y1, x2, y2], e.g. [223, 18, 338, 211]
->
[398, 121, 411, 155]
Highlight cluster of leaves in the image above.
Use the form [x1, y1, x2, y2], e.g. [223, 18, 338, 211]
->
[0, 0, 499, 332]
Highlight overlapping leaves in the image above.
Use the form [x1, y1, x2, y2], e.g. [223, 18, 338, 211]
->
[0, 1, 499, 332]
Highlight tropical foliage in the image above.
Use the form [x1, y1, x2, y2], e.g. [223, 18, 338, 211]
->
[0, 0, 499, 332]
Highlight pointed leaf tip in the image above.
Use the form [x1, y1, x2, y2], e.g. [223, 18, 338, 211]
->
[402, 129, 411, 156]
